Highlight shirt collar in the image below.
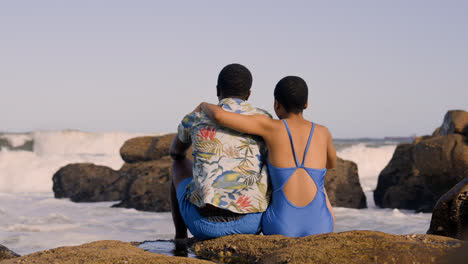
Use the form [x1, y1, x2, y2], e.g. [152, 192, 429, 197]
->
[218, 97, 246, 106]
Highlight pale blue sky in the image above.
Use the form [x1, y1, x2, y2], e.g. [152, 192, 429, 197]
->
[1, 1, 467, 138]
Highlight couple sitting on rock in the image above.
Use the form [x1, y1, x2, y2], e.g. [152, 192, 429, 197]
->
[169, 63, 337, 239]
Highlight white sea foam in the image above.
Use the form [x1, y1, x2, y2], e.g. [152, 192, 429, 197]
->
[0, 131, 163, 193]
[3, 134, 32, 148]
[337, 144, 396, 192]
[0, 131, 431, 255]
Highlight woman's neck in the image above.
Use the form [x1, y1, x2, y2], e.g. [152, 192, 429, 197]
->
[281, 112, 305, 122]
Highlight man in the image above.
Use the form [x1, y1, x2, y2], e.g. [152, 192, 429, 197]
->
[169, 63, 271, 240]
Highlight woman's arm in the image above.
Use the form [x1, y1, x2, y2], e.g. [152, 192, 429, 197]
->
[200, 102, 272, 137]
[325, 127, 337, 169]
[324, 188, 335, 231]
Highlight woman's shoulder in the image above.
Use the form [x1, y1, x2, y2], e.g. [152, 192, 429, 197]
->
[310, 122, 332, 138]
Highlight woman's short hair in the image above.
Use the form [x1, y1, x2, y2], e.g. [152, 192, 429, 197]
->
[274, 76, 308, 113]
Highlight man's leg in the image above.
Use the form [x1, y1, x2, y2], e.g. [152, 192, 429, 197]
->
[171, 157, 193, 239]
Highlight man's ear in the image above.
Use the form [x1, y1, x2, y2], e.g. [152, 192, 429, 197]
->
[245, 90, 251, 100]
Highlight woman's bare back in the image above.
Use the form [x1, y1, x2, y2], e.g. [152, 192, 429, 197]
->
[264, 119, 330, 207]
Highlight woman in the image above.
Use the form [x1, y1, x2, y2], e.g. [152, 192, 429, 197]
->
[199, 76, 337, 237]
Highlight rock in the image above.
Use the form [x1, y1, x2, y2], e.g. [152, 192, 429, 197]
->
[374, 110, 468, 212]
[439, 110, 468, 137]
[427, 176, 468, 239]
[193, 231, 463, 263]
[120, 134, 176, 163]
[0, 244, 19, 261]
[52, 163, 122, 202]
[0, 240, 211, 264]
[413, 134, 468, 178]
[325, 158, 367, 208]
[113, 158, 173, 212]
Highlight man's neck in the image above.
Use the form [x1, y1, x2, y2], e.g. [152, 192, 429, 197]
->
[218, 96, 248, 101]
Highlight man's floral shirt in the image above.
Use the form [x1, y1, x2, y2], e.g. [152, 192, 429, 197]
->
[177, 98, 271, 214]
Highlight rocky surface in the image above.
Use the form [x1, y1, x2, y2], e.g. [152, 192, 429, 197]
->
[0, 244, 19, 262]
[193, 231, 463, 264]
[374, 110, 468, 212]
[325, 158, 367, 208]
[120, 134, 177, 163]
[0, 240, 211, 264]
[438, 110, 468, 137]
[52, 133, 365, 211]
[113, 158, 173, 211]
[427, 176, 468, 239]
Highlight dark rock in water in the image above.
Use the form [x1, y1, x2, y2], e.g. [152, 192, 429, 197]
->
[325, 158, 367, 208]
[193, 231, 463, 264]
[374, 110, 468, 212]
[439, 110, 468, 137]
[0, 244, 19, 261]
[52, 163, 121, 202]
[113, 158, 173, 212]
[427, 176, 468, 240]
[120, 134, 176, 163]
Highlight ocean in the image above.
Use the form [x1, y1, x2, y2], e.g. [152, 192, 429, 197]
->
[0, 131, 431, 255]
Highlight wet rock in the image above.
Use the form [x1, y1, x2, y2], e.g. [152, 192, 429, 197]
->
[0, 244, 19, 261]
[374, 110, 468, 212]
[427, 176, 468, 239]
[113, 158, 173, 212]
[120, 134, 176, 163]
[325, 158, 367, 208]
[52, 163, 121, 202]
[193, 231, 463, 264]
[0, 240, 211, 264]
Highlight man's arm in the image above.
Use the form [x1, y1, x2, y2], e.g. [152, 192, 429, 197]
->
[169, 136, 191, 160]
[200, 102, 273, 138]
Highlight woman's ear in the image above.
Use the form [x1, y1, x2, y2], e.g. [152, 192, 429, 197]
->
[304, 101, 308, 110]
[274, 99, 280, 111]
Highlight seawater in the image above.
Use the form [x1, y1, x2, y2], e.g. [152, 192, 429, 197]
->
[0, 131, 431, 255]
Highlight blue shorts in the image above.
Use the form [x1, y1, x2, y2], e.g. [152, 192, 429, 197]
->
[177, 178, 262, 240]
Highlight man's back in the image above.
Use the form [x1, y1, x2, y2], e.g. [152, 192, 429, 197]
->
[177, 98, 271, 213]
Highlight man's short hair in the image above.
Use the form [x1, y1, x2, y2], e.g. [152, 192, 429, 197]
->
[217, 64, 252, 98]
[274, 76, 308, 113]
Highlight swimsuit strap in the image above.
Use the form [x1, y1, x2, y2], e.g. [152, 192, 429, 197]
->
[301, 122, 315, 166]
[282, 119, 300, 166]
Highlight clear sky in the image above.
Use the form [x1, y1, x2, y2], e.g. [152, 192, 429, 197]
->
[1, 1, 467, 138]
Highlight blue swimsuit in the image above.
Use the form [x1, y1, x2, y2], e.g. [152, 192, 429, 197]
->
[262, 120, 334, 237]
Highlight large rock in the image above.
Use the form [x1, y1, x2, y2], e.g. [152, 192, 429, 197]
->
[193, 231, 463, 263]
[374, 110, 468, 212]
[52, 163, 122, 202]
[0, 240, 211, 264]
[120, 134, 176, 163]
[427, 176, 468, 239]
[113, 158, 173, 212]
[439, 110, 468, 137]
[325, 158, 367, 208]
[0, 244, 19, 261]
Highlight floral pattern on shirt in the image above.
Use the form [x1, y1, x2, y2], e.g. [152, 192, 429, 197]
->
[177, 98, 271, 213]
